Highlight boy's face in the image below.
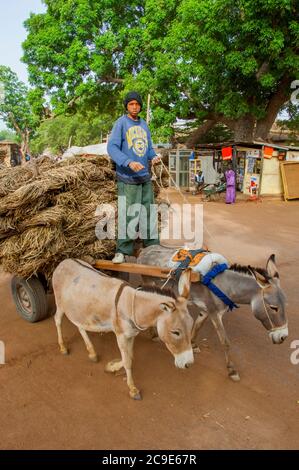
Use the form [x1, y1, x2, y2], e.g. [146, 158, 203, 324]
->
[127, 100, 141, 119]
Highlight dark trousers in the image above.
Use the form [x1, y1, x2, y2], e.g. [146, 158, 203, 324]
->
[116, 181, 159, 255]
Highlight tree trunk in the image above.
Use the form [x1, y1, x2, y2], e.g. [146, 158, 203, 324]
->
[8, 113, 29, 164]
[20, 129, 30, 164]
[185, 75, 291, 145]
[254, 75, 291, 141]
[233, 114, 255, 141]
[185, 119, 216, 146]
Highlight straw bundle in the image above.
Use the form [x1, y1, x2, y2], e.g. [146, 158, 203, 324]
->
[0, 155, 117, 279]
[0, 153, 168, 280]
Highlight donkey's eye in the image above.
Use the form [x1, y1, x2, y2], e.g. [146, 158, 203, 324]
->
[171, 330, 181, 337]
[270, 305, 278, 312]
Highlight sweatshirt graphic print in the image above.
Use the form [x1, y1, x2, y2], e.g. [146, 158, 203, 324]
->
[107, 115, 156, 184]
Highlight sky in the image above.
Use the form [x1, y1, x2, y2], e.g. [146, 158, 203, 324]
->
[0, 0, 46, 129]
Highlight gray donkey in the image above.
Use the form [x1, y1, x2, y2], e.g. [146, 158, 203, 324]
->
[138, 246, 288, 382]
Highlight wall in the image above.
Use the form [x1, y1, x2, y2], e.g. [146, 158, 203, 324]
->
[198, 154, 217, 184]
[260, 156, 283, 195]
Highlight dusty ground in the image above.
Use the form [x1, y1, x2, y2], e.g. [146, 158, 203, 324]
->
[0, 193, 298, 450]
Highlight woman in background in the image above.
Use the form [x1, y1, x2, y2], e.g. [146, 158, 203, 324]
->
[225, 163, 236, 204]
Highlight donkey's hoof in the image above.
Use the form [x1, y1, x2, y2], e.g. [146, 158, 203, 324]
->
[89, 354, 99, 363]
[60, 347, 69, 355]
[105, 359, 123, 373]
[229, 371, 240, 382]
[130, 389, 142, 400]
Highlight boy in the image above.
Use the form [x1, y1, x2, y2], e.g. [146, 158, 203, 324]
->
[107, 91, 160, 263]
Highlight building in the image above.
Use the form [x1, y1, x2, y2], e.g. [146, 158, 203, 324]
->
[0, 141, 22, 167]
[169, 142, 299, 198]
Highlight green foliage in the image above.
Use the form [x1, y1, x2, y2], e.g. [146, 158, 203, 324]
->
[0, 129, 20, 143]
[30, 110, 115, 155]
[22, 0, 299, 140]
[165, 0, 298, 122]
[0, 66, 39, 135]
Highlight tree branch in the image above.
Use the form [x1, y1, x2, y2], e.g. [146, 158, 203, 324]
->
[98, 76, 124, 84]
[256, 62, 269, 80]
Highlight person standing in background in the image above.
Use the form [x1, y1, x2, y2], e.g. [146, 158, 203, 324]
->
[189, 147, 195, 160]
[225, 163, 236, 204]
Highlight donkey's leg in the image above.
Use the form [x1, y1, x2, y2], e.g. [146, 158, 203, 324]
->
[191, 309, 209, 353]
[190, 297, 210, 351]
[116, 334, 141, 400]
[210, 312, 240, 382]
[78, 328, 98, 362]
[54, 308, 68, 355]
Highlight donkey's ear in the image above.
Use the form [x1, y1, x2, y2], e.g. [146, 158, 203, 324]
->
[160, 301, 175, 313]
[248, 266, 270, 289]
[178, 268, 191, 299]
[266, 254, 280, 280]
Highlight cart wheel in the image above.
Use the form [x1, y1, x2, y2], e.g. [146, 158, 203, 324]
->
[11, 276, 49, 323]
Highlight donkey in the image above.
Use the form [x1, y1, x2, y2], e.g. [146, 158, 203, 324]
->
[138, 246, 288, 382]
[52, 258, 194, 400]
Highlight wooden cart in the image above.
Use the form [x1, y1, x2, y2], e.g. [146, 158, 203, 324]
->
[11, 261, 200, 323]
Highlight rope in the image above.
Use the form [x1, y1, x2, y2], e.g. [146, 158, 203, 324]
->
[161, 275, 173, 289]
[159, 159, 190, 205]
[152, 162, 172, 208]
[201, 263, 239, 311]
[153, 159, 218, 247]
[131, 287, 148, 331]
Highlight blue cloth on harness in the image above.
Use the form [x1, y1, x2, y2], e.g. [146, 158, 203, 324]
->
[202, 263, 238, 311]
[172, 249, 207, 281]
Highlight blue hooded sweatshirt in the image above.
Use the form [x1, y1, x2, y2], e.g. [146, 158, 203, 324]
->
[107, 115, 156, 184]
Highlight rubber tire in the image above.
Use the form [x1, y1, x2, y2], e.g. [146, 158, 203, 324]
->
[11, 276, 49, 323]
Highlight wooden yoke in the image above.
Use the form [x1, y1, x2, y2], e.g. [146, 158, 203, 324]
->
[93, 260, 200, 283]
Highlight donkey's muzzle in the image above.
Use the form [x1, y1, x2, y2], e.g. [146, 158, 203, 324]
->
[269, 326, 288, 344]
[174, 349, 194, 369]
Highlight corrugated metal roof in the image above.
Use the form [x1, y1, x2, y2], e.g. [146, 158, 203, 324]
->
[195, 141, 297, 150]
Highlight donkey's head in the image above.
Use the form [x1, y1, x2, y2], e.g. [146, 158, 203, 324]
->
[156, 269, 194, 368]
[249, 254, 288, 344]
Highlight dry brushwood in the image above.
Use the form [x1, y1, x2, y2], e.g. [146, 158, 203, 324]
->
[0, 154, 168, 280]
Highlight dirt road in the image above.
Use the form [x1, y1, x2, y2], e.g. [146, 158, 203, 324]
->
[0, 197, 298, 449]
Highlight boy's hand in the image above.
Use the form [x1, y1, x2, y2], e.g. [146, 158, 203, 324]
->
[128, 161, 145, 172]
[151, 155, 161, 165]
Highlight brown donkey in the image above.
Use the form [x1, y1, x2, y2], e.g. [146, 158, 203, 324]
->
[52, 259, 194, 400]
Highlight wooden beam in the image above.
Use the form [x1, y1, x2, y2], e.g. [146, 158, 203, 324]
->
[93, 260, 200, 282]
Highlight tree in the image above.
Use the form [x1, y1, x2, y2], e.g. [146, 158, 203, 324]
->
[22, 0, 141, 114]
[165, 0, 299, 143]
[22, 0, 299, 143]
[30, 110, 115, 155]
[0, 66, 40, 160]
